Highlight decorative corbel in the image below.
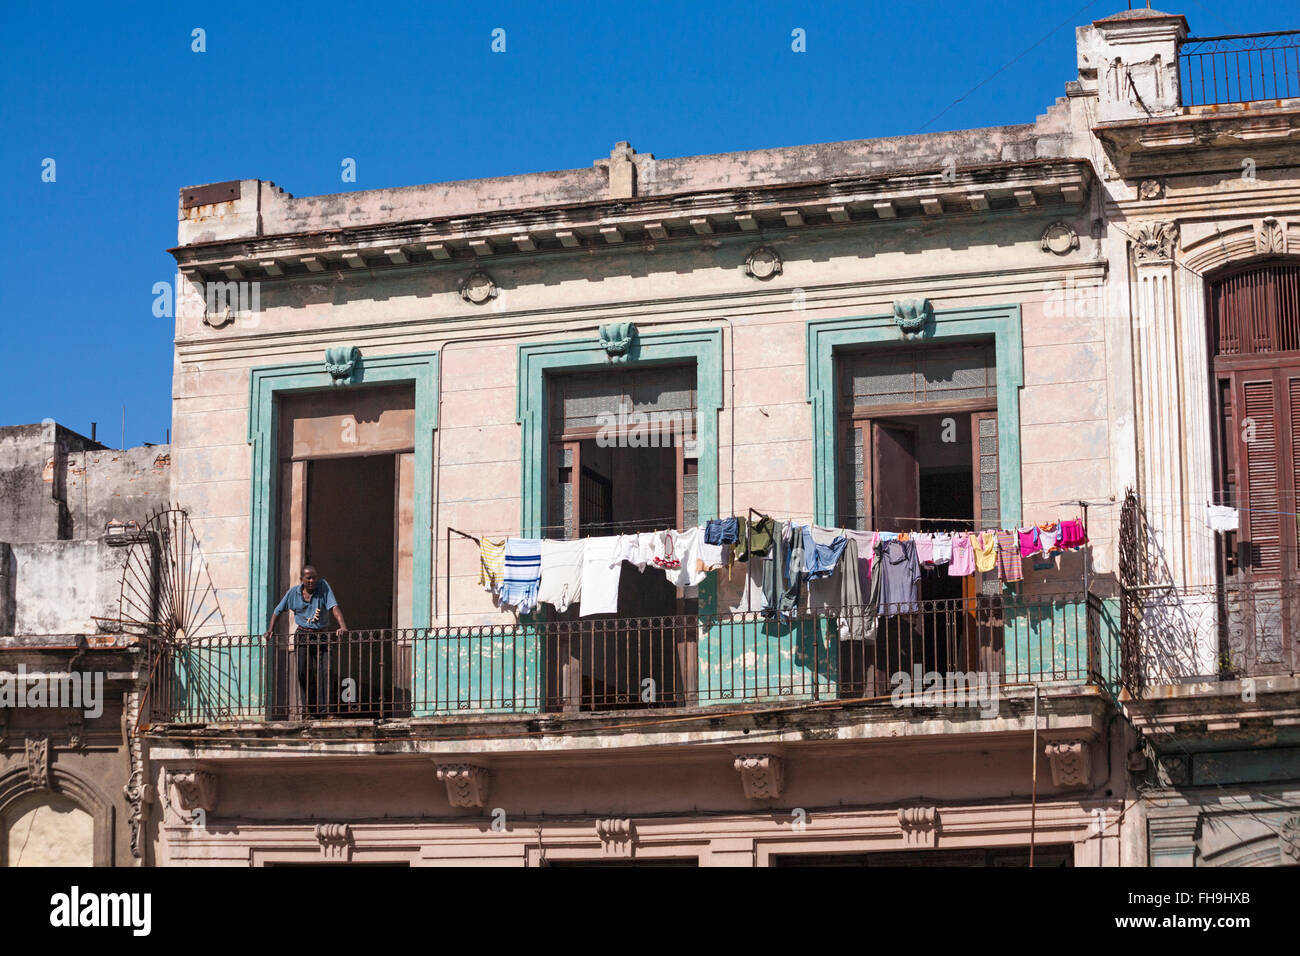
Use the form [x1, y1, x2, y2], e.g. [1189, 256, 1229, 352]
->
[1043, 737, 1094, 789]
[732, 752, 784, 800]
[598, 322, 637, 361]
[898, 806, 940, 848]
[25, 737, 50, 790]
[1131, 220, 1179, 263]
[1257, 217, 1286, 255]
[315, 823, 355, 862]
[595, 818, 636, 858]
[892, 298, 933, 336]
[434, 762, 490, 808]
[324, 346, 360, 386]
[166, 768, 218, 818]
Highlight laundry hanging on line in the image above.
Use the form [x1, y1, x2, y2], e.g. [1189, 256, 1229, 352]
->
[483, 512, 1089, 620]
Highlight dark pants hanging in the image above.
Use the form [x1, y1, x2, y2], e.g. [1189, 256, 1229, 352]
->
[296, 629, 334, 717]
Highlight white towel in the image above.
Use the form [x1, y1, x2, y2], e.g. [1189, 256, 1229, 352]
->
[1206, 504, 1240, 533]
[580, 537, 622, 616]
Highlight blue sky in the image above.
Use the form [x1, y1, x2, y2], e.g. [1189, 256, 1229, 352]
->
[0, 0, 1287, 446]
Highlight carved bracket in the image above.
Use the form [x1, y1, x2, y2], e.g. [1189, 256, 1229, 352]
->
[1043, 738, 1093, 790]
[598, 321, 637, 361]
[595, 818, 636, 858]
[892, 298, 933, 336]
[315, 823, 355, 862]
[435, 762, 490, 808]
[25, 737, 50, 790]
[1257, 217, 1287, 256]
[1132, 220, 1179, 263]
[733, 753, 784, 800]
[324, 346, 360, 386]
[898, 806, 940, 848]
[166, 769, 219, 816]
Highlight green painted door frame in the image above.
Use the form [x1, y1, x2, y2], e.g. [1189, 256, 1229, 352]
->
[805, 305, 1024, 527]
[516, 327, 724, 611]
[247, 350, 439, 632]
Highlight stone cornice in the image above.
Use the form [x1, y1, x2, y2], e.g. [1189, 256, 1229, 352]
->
[1094, 104, 1300, 178]
[168, 160, 1096, 282]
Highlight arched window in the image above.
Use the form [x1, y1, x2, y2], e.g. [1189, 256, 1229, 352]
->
[1, 792, 94, 867]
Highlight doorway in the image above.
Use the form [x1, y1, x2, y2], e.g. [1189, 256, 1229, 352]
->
[272, 385, 416, 718]
[305, 455, 395, 629]
[543, 365, 699, 711]
[835, 344, 1002, 695]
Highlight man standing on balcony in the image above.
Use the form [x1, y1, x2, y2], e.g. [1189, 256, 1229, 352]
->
[265, 566, 348, 718]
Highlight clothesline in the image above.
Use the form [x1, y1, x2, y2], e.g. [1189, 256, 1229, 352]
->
[465, 515, 1089, 627]
[746, 507, 979, 527]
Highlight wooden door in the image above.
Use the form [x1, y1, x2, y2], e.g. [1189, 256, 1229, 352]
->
[871, 421, 919, 534]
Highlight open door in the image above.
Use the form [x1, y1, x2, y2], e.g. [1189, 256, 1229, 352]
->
[871, 421, 919, 534]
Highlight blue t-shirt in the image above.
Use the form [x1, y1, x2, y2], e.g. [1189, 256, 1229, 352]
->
[273, 580, 338, 629]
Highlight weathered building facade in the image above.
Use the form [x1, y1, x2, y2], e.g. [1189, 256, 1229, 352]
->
[0, 422, 170, 865]
[141, 8, 1300, 866]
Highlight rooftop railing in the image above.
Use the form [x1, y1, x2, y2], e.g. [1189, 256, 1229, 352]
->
[143, 591, 1113, 726]
[1180, 31, 1300, 107]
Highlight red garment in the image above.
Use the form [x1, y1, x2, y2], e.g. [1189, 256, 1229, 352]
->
[1058, 519, 1088, 549]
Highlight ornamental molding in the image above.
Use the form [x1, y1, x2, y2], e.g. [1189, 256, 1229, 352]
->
[1132, 220, 1179, 263]
[595, 818, 636, 858]
[1257, 216, 1286, 255]
[1043, 738, 1093, 789]
[1040, 221, 1079, 256]
[169, 162, 1095, 282]
[733, 752, 784, 800]
[1138, 178, 1164, 201]
[315, 823, 355, 862]
[1280, 816, 1300, 865]
[324, 346, 360, 386]
[744, 246, 782, 280]
[435, 762, 490, 808]
[166, 769, 219, 815]
[25, 737, 50, 790]
[898, 806, 940, 848]
[892, 298, 933, 336]
[598, 321, 636, 361]
[459, 270, 497, 305]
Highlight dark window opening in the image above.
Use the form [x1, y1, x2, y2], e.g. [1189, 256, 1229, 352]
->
[542, 365, 699, 713]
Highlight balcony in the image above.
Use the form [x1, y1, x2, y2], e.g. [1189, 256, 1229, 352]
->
[1180, 31, 1300, 107]
[1121, 581, 1300, 693]
[143, 591, 1117, 726]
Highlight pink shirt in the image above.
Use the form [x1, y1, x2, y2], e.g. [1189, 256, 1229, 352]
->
[948, 532, 976, 576]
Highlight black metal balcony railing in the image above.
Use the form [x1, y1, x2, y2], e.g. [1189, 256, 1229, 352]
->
[1180, 31, 1300, 106]
[1120, 580, 1300, 694]
[143, 592, 1110, 725]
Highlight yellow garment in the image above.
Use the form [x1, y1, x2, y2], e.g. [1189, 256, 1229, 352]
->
[973, 530, 999, 573]
[478, 538, 506, 590]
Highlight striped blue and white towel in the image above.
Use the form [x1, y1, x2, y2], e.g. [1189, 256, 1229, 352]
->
[497, 537, 542, 613]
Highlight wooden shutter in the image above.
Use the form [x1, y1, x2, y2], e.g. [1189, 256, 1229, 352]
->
[1240, 377, 1282, 574]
